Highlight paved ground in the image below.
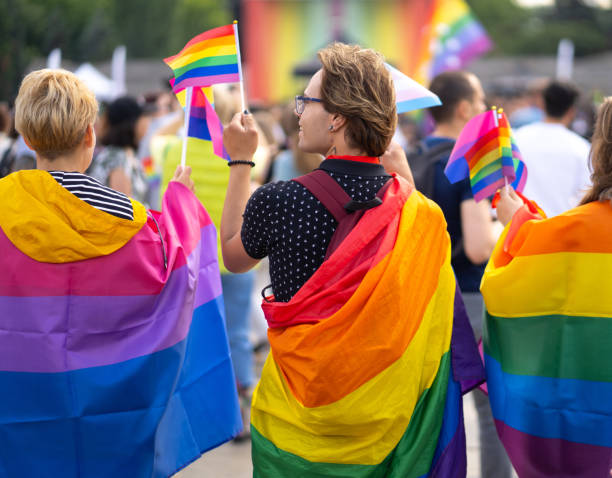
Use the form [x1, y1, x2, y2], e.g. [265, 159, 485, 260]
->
[175, 375, 517, 478]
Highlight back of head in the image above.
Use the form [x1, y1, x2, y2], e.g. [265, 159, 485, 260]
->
[101, 96, 143, 149]
[543, 80, 579, 119]
[581, 97, 612, 205]
[15, 69, 98, 159]
[428, 71, 477, 124]
[317, 43, 396, 157]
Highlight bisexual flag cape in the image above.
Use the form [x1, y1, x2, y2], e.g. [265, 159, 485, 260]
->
[251, 177, 484, 477]
[0, 170, 241, 477]
[481, 200, 612, 476]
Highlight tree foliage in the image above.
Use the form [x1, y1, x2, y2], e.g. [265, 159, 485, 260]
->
[467, 0, 612, 57]
[0, 0, 231, 101]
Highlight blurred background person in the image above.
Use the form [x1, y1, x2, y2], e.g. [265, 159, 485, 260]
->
[87, 95, 149, 205]
[153, 84, 266, 440]
[514, 79, 591, 217]
[270, 102, 323, 182]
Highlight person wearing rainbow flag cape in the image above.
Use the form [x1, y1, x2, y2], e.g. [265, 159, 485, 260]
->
[0, 69, 242, 477]
[482, 98, 612, 476]
[221, 43, 484, 477]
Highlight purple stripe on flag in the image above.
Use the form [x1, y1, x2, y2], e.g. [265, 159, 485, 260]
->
[494, 419, 612, 477]
[430, 406, 467, 478]
[173, 74, 240, 91]
[0, 226, 222, 374]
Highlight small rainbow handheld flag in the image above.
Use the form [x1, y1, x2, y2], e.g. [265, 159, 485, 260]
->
[164, 24, 240, 92]
[445, 108, 527, 201]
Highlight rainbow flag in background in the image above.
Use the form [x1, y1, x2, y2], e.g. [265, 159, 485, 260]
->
[0, 170, 241, 477]
[164, 24, 240, 92]
[172, 80, 229, 160]
[251, 178, 484, 477]
[243, 0, 491, 103]
[445, 109, 527, 202]
[481, 200, 612, 476]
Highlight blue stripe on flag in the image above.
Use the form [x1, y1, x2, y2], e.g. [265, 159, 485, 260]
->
[485, 353, 612, 448]
[0, 296, 240, 478]
[175, 64, 239, 83]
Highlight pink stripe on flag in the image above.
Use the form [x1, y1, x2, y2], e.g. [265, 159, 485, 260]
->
[205, 96, 228, 160]
[474, 179, 505, 202]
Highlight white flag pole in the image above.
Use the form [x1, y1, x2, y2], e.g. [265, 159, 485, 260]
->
[232, 20, 248, 112]
[492, 106, 509, 190]
[180, 86, 193, 167]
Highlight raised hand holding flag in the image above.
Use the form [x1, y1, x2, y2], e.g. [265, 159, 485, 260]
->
[445, 107, 527, 201]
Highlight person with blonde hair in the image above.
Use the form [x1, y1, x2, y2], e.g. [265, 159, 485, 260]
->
[0, 69, 242, 476]
[221, 43, 482, 476]
[481, 97, 612, 477]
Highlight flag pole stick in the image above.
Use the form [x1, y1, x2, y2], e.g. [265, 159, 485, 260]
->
[180, 86, 193, 167]
[492, 106, 509, 191]
[233, 20, 248, 113]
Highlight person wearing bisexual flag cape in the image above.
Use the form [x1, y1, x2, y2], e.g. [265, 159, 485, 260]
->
[0, 69, 242, 477]
[221, 43, 484, 477]
[482, 98, 612, 477]
[419, 71, 512, 478]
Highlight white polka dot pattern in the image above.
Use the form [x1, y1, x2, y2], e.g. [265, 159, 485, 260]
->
[241, 171, 389, 302]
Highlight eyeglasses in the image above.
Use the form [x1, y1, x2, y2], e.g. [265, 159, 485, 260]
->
[295, 95, 322, 115]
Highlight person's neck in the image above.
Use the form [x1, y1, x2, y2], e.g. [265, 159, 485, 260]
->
[544, 115, 570, 127]
[431, 121, 464, 140]
[36, 150, 88, 173]
[325, 144, 369, 157]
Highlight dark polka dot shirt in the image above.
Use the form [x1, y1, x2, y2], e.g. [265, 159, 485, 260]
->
[241, 158, 391, 302]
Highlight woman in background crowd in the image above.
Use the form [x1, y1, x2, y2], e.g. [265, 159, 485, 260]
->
[87, 95, 149, 205]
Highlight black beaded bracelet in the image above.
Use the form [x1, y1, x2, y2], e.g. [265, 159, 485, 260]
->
[227, 160, 255, 167]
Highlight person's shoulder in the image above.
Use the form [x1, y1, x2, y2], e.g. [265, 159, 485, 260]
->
[515, 122, 544, 139]
[250, 180, 298, 204]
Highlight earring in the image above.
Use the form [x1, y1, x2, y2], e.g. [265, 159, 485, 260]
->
[328, 125, 334, 131]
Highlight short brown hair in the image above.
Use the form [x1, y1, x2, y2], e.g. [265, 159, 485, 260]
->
[429, 71, 478, 124]
[15, 69, 98, 159]
[581, 97, 612, 205]
[318, 43, 396, 157]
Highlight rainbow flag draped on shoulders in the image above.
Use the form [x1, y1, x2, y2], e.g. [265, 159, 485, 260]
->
[0, 170, 241, 477]
[251, 177, 484, 477]
[481, 200, 612, 476]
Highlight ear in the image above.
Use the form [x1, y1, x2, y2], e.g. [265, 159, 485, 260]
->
[330, 113, 347, 131]
[456, 99, 472, 123]
[83, 123, 96, 148]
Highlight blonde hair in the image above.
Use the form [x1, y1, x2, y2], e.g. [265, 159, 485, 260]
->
[580, 97, 612, 205]
[15, 69, 98, 159]
[317, 43, 396, 157]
